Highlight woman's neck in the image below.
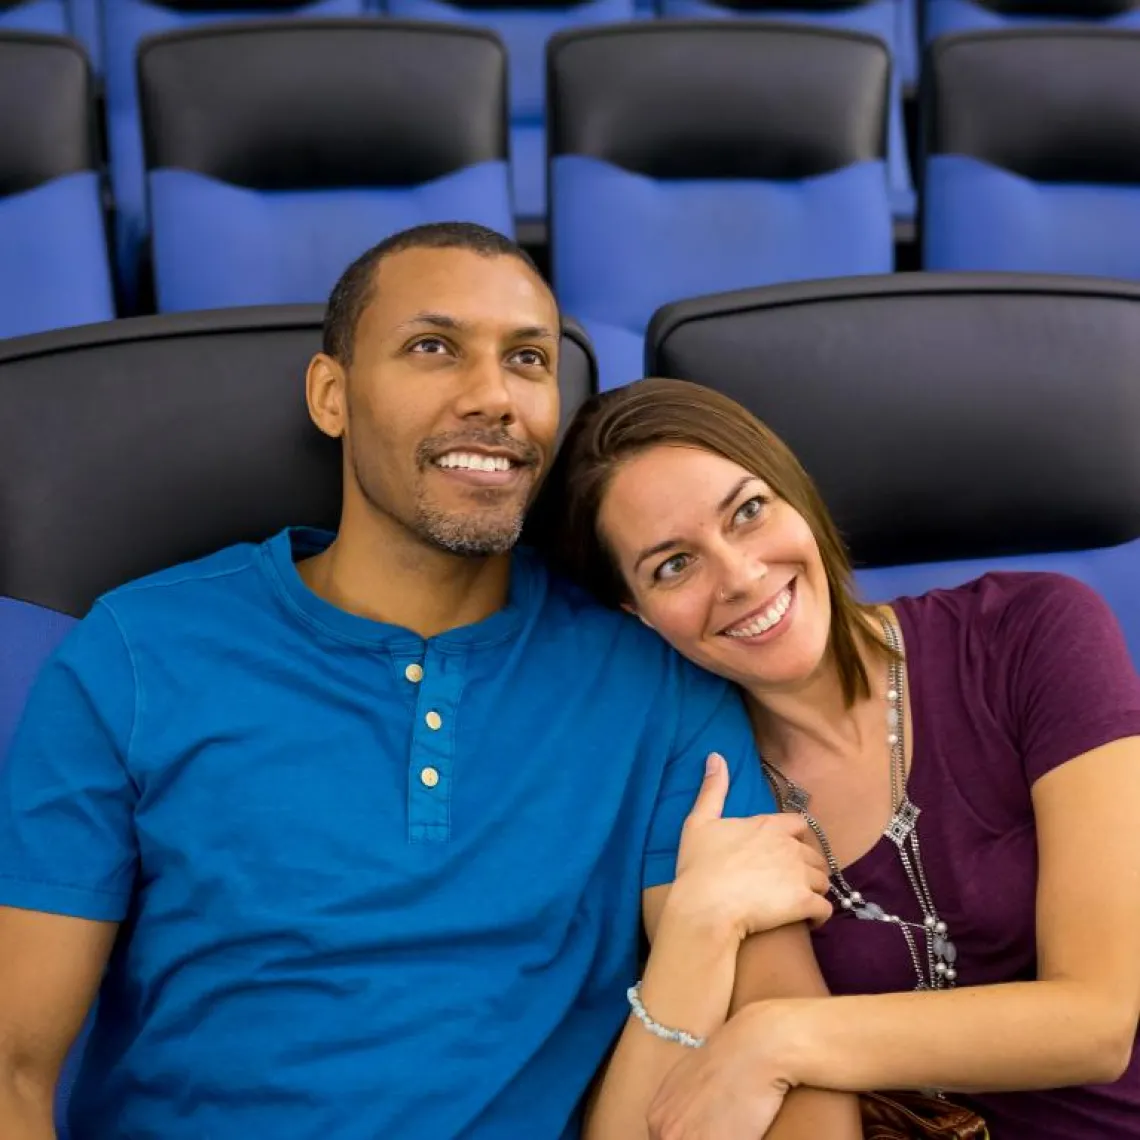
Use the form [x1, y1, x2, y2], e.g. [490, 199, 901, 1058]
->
[747, 616, 890, 768]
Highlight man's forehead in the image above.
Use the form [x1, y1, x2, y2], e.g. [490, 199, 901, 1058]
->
[366, 247, 557, 332]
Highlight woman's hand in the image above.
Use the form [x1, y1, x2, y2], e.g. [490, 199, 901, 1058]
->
[669, 753, 832, 942]
[647, 1002, 796, 1140]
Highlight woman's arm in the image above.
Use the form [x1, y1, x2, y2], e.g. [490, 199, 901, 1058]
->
[584, 756, 860, 1139]
[648, 737, 1140, 1131]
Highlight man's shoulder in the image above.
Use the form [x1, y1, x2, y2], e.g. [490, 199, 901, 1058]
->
[95, 539, 267, 635]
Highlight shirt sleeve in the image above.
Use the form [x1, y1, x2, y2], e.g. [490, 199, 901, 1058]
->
[0, 600, 139, 921]
[642, 665, 774, 890]
[1003, 574, 1140, 786]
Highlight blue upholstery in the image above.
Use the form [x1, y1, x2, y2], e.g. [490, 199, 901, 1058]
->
[653, 1, 915, 218]
[151, 164, 515, 311]
[857, 538, 1140, 668]
[927, 0, 1140, 41]
[924, 156, 1140, 276]
[68, 0, 100, 70]
[386, 0, 635, 219]
[103, 0, 365, 309]
[0, 0, 67, 34]
[555, 158, 892, 388]
[0, 173, 114, 339]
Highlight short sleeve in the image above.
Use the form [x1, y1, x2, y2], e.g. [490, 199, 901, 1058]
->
[0, 600, 140, 920]
[642, 669, 774, 890]
[1005, 575, 1140, 785]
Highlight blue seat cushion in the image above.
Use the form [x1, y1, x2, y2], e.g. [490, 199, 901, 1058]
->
[0, 173, 115, 340]
[923, 155, 1140, 277]
[855, 537, 1140, 669]
[0, 0, 68, 34]
[150, 163, 515, 312]
[553, 156, 893, 388]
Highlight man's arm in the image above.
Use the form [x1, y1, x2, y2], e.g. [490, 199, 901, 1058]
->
[0, 909, 116, 1139]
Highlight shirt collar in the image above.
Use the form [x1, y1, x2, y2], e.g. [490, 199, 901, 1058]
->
[261, 527, 543, 649]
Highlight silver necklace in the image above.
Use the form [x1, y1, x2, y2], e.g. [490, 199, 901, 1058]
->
[761, 615, 958, 991]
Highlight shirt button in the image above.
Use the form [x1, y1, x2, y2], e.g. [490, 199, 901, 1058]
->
[425, 711, 443, 731]
[404, 663, 424, 683]
[420, 766, 440, 788]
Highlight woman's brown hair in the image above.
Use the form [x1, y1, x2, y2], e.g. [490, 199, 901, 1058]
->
[528, 377, 888, 706]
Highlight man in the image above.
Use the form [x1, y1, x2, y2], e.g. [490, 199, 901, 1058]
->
[0, 224, 826, 1139]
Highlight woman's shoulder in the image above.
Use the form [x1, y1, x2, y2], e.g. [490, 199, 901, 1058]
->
[893, 570, 1111, 647]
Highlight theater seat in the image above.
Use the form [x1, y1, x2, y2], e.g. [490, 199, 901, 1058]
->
[0, 304, 596, 1132]
[652, 1, 916, 217]
[385, 0, 635, 222]
[646, 273, 1140, 662]
[922, 29, 1140, 277]
[926, 0, 1140, 42]
[549, 23, 894, 389]
[103, 0, 365, 309]
[0, 33, 114, 340]
[138, 21, 514, 312]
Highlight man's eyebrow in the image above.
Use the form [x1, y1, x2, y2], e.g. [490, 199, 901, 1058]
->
[510, 325, 558, 342]
[395, 312, 468, 333]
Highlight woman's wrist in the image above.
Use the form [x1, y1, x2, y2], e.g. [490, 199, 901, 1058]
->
[734, 998, 816, 1089]
[664, 872, 749, 946]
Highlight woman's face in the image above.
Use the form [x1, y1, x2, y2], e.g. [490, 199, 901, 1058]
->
[599, 445, 834, 693]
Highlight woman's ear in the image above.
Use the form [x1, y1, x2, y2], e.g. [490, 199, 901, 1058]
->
[622, 601, 653, 630]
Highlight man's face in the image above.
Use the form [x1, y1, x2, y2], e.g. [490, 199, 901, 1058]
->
[326, 247, 561, 557]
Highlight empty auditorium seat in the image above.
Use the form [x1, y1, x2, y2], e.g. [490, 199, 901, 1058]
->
[103, 0, 365, 309]
[549, 23, 894, 389]
[646, 273, 1140, 661]
[922, 29, 1140, 276]
[138, 21, 514, 312]
[0, 33, 114, 340]
[652, 1, 915, 216]
[926, 0, 1140, 42]
[385, 0, 635, 222]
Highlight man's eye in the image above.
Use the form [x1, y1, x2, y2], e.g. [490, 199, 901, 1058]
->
[512, 348, 546, 368]
[411, 338, 449, 354]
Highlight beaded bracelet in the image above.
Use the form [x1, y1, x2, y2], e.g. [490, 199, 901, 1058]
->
[626, 982, 706, 1049]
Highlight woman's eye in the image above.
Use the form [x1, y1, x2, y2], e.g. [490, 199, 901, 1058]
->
[654, 553, 690, 582]
[733, 496, 766, 526]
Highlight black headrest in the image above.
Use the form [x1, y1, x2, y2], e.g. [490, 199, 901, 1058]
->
[138, 21, 509, 189]
[0, 33, 99, 196]
[0, 308, 596, 617]
[926, 29, 1140, 183]
[647, 273, 1140, 568]
[548, 23, 889, 179]
[973, 0, 1138, 12]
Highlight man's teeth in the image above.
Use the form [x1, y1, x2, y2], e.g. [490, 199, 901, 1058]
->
[435, 452, 513, 472]
[725, 587, 793, 638]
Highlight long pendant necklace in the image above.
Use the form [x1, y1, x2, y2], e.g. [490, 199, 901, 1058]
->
[761, 615, 958, 991]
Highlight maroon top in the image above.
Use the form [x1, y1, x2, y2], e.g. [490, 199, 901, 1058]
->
[810, 572, 1140, 1138]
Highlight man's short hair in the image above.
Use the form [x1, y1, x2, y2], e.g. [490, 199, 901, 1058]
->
[322, 222, 547, 365]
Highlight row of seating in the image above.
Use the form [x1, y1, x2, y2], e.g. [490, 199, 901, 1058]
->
[9, 0, 1139, 260]
[7, 22, 1140, 387]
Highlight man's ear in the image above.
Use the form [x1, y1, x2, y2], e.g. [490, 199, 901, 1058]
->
[306, 353, 348, 440]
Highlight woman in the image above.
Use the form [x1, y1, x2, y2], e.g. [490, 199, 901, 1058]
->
[531, 378, 1140, 1139]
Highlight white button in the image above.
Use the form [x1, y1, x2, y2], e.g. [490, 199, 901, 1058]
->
[425, 711, 442, 731]
[420, 766, 440, 788]
[404, 663, 424, 683]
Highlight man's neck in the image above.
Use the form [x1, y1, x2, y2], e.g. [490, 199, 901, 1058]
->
[296, 513, 513, 640]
